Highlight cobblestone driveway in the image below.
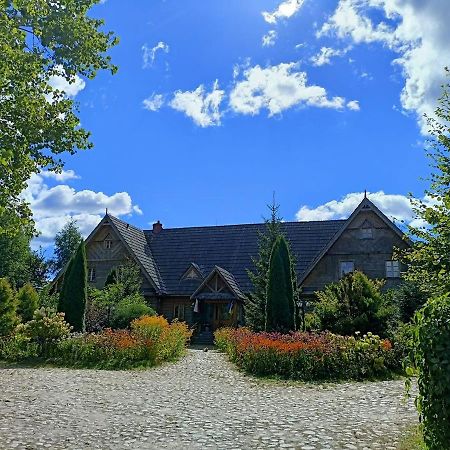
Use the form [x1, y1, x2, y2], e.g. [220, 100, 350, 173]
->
[0, 349, 417, 450]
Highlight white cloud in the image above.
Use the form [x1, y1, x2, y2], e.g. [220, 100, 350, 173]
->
[263, 0, 305, 24]
[229, 62, 352, 116]
[347, 99, 360, 110]
[169, 80, 225, 127]
[295, 191, 428, 227]
[142, 41, 170, 68]
[48, 66, 85, 98]
[22, 171, 142, 247]
[310, 46, 351, 66]
[40, 169, 80, 182]
[318, 0, 450, 133]
[262, 30, 278, 47]
[143, 93, 165, 111]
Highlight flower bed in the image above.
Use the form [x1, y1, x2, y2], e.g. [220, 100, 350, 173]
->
[214, 327, 400, 381]
[0, 312, 192, 370]
[54, 316, 192, 369]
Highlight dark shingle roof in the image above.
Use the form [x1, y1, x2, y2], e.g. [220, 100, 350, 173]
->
[108, 215, 165, 293]
[143, 220, 345, 295]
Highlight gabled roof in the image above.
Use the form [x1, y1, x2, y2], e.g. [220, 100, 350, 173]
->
[298, 197, 407, 285]
[146, 219, 345, 295]
[103, 215, 165, 293]
[191, 266, 246, 301]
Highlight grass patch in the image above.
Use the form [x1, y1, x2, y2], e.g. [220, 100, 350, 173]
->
[397, 425, 426, 450]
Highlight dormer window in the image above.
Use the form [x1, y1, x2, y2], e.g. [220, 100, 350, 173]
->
[181, 263, 203, 281]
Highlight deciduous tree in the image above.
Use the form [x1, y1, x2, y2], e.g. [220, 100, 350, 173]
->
[52, 219, 83, 273]
[0, 0, 118, 235]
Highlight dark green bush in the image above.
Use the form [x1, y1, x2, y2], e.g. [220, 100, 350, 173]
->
[411, 294, 450, 449]
[315, 271, 396, 337]
[111, 295, 155, 329]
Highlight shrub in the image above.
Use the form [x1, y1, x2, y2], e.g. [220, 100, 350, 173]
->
[0, 277, 18, 336]
[56, 329, 158, 369]
[215, 327, 400, 381]
[17, 307, 72, 355]
[111, 295, 156, 329]
[0, 333, 38, 361]
[17, 283, 39, 323]
[131, 315, 169, 341]
[38, 285, 59, 311]
[55, 316, 192, 369]
[314, 271, 396, 337]
[410, 294, 450, 449]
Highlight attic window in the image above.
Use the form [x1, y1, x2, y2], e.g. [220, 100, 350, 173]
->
[360, 220, 374, 239]
[104, 237, 113, 249]
[360, 228, 373, 239]
[181, 264, 202, 281]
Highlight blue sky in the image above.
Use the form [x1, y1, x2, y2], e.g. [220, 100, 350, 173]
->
[27, 0, 450, 247]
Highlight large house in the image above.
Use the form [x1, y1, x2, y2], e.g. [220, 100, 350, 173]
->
[74, 196, 408, 333]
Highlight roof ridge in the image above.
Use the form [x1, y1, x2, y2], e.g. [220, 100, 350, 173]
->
[107, 214, 144, 233]
[143, 219, 348, 233]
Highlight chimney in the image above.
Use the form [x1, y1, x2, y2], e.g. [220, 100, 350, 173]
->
[153, 220, 163, 234]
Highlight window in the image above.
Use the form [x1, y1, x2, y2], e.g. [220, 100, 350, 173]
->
[173, 304, 185, 320]
[360, 228, 373, 239]
[340, 261, 355, 277]
[386, 261, 400, 278]
[104, 239, 113, 249]
[88, 267, 96, 282]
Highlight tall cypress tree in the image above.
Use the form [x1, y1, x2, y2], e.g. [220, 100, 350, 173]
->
[58, 242, 87, 332]
[265, 236, 296, 332]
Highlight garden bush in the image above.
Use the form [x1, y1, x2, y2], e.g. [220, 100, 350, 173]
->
[111, 295, 156, 329]
[314, 271, 396, 337]
[54, 315, 192, 369]
[0, 333, 38, 361]
[409, 294, 450, 449]
[16, 283, 39, 323]
[16, 308, 72, 356]
[215, 327, 400, 381]
[0, 277, 18, 336]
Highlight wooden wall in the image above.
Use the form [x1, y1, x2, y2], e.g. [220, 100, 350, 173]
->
[301, 209, 408, 296]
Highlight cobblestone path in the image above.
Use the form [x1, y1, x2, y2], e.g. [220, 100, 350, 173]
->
[0, 349, 417, 450]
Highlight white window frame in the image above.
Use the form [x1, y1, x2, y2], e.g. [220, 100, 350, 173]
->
[360, 228, 373, 239]
[340, 261, 355, 277]
[88, 267, 96, 282]
[386, 260, 400, 278]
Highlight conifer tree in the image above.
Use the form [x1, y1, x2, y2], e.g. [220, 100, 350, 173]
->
[17, 283, 39, 323]
[265, 236, 296, 332]
[58, 242, 87, 332]
[245, 198, 283, 331]
[0, 277, 18, 336]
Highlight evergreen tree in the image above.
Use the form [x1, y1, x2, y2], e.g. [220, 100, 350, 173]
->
[265, 236, 296, 332]
[52, 219, 84, 274]
[245, 198, 283, 331]
[58, 242, 87, 332]
[17, 283, 39, 323]
[0, 277, 18, 336]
